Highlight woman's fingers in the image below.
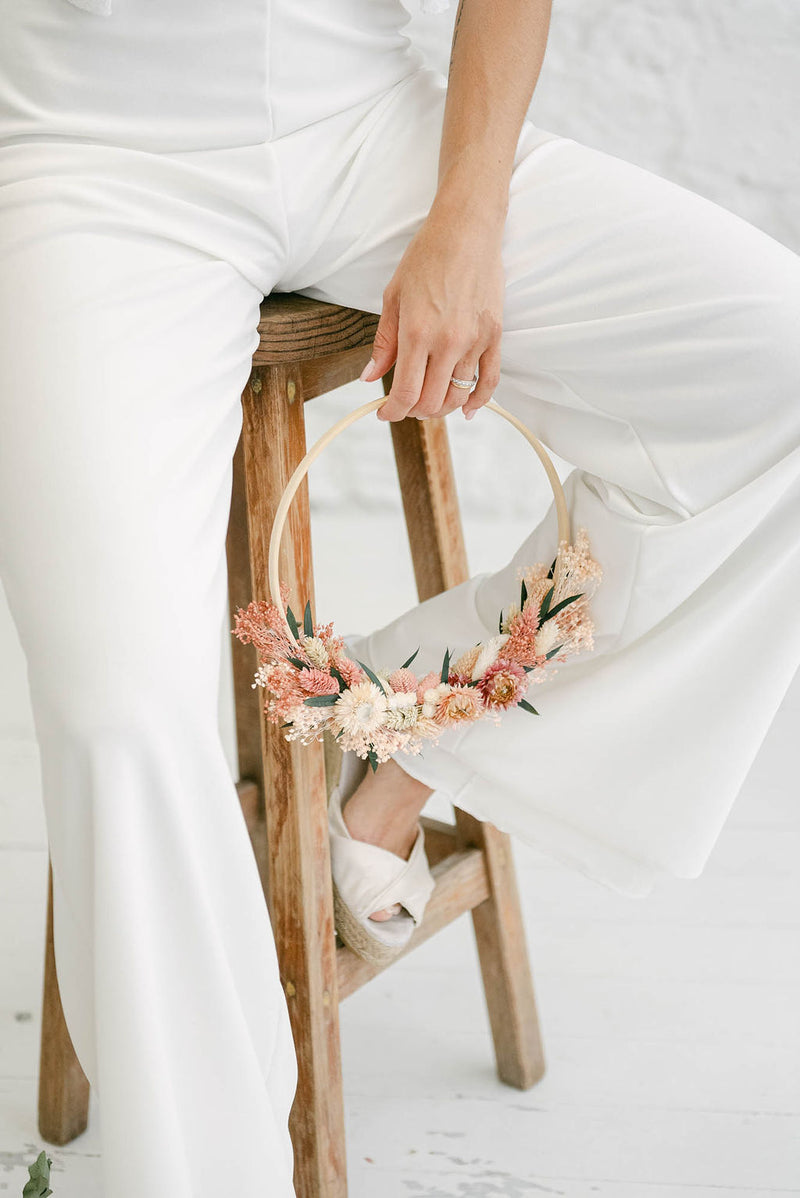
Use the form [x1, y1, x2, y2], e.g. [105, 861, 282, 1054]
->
[376, 319, 430, 422]
[405, 338, 477, 419]
[462, 340, 501, 420]
[360, 289, 399, 383]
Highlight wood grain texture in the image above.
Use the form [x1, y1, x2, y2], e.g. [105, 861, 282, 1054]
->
[37, 863, 90, 1146]
[253, 293, 378, 366]
[240, 363, 347, 1198]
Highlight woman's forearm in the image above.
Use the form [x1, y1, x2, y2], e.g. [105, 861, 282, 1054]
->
[433, 0, 553, 225]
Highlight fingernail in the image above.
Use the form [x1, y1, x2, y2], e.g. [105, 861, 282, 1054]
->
[465, 409, 476, 420]
[359, 357, 377, 382]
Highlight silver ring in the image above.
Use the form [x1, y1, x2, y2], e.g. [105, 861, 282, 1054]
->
[449, 370, 478, 390]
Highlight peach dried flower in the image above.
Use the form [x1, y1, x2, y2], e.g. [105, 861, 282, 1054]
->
[478, 659, 528, 710]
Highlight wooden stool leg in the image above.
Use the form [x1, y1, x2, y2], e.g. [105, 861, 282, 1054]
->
[38, 860, 90, 1144]
[240, 365, 347, 1198]
[455, 813, 546, 1088]
[387, 382, 546, 1090]
[227, 433, 271, 896]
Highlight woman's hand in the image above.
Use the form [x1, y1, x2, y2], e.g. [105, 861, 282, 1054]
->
[360, 197, 506, 423]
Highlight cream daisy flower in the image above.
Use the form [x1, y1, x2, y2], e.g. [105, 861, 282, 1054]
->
[331, 681, 389, 737]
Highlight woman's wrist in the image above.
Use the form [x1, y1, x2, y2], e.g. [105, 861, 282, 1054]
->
[434, 139, 515, 224]
[429, 172, 510, 236]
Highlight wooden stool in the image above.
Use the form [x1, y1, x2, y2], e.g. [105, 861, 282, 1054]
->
[37, 293, 546, 1196]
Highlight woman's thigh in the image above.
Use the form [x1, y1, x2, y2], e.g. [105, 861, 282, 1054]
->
[275, 66, 800, 522]
[0, 191, 265, 730]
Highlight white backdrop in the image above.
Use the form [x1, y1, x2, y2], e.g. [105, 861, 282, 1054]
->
[1, 0, 798, 744]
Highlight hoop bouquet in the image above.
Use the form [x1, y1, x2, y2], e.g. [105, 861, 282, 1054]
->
[232, 396, 603, 772]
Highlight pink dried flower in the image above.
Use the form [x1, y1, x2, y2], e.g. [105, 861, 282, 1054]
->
[415, 671, 440, 704]
[331, 653, 367, 688]
[232, 599, 300, 663]
[387, 667, 419, 693]
[478, 659, 528, 710]
[298, 669, 340, 696]
[502, 602, 542, 668]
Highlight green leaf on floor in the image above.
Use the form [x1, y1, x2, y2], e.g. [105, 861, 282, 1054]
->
[22, 1151, 53, 1198]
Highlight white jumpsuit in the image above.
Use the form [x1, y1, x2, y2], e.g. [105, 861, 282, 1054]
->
[1, 0, 799, 1194]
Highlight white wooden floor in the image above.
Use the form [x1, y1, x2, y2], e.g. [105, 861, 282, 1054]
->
[1, 505, 799, 1197]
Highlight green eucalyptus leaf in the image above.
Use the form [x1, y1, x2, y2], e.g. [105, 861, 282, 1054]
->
[520, 578, 528, 608]
[538, 585, 554, 622]
[285, 605, 299, 639]
[546, 555, 557, 580]
[367, 748, 379, 773]
[329, 665, 348, 691]
[542, 592, 584, 622]
[286, 654, 311, 671]
[518, 698, 539, 715]
[303, 599, 314, 638]
[545, 643, 565, 660]
[440, 647, 451, 683]
[401, 647, 420, 669]
[303, 694, 340, 707]
[356, 659, 387, 694]
[498, 609, 503, 633]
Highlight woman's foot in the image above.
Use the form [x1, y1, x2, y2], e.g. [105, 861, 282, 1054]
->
[340, 756, 434, 921]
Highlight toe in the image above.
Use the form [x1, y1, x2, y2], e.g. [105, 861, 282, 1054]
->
[369, 902, 403, 922]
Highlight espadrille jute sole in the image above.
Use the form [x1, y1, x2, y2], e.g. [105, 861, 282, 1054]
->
[331, 880, 413, 966]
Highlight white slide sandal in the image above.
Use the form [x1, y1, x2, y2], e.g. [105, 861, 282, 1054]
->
[328, 747, 436, 966]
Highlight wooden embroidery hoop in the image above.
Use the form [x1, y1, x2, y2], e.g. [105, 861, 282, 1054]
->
[267, 396, 571, 645]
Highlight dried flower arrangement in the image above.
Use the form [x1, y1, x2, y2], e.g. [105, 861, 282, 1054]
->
[232, 526, 602, 773]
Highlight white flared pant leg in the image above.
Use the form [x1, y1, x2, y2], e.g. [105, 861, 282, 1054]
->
[275, 69, 800, 898]
[0, 169, 297, 1196]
